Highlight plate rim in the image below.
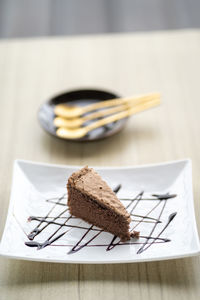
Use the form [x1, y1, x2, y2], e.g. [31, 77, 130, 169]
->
[0, 249, 200, 264]
[14, 157, 192, 170]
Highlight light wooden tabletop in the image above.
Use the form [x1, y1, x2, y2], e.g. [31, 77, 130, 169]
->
[0, 30, 200, 300]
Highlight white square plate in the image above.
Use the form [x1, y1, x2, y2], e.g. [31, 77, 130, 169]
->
[0, 159, 199, 264]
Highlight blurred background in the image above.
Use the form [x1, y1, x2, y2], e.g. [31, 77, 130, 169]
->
[0, 0, 200, 38]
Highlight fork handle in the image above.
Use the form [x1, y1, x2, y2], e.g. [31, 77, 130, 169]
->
[81, 93, 160, 114]
[85, 98, 160, 133]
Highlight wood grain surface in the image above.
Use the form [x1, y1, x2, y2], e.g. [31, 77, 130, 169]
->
[0, 30, 200, 300]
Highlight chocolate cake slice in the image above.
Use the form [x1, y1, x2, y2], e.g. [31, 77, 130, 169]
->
[67, 166, 131, 241]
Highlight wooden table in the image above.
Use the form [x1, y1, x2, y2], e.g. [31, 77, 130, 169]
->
[0, 30, 200, 300]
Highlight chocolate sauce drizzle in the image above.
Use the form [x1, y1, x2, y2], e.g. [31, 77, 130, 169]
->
[25, 187, 177, 255]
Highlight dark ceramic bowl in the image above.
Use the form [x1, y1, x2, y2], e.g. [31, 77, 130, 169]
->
[38, 89, 128, 142]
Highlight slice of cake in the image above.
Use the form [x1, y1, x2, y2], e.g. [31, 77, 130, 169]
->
[67, 166, 131, 241]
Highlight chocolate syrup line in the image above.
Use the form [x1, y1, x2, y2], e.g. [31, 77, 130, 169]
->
[120, 193, 177, 201]
[26, 185, 121, 250]
[129, 192, 144, 214]
[106, 234, 170, 251]
[27, 216, 165, 237]
[29, 216, 77, 221]
[105, 192, 174, 252]
[70, 225, 93, 250]
[51, 240, 170, 247]
[125, 191, 144, 211]
[131, 201, 162, 231]
[106, 192, 144, 251]
[137, 212, 177, 254]
[130, 193, 177, 233]
[131, 214, 161, 223]
[139, 235, 170, 242]
[32, 191, 150, 254]
[31, 216, 158, 227]
[131, 219, 159, 224]
[152, 193, 177, 200]
[25, 224, 169, 251]
[26, 228, 72, 249]
[137, 198, 168, 254]
[28, 193, 67, 240]
[106, 194, 175, 253]
[26, 215, 73, 250]
[120, 198, 161, 201]
[106, 235, 118, 251]
[28, 218, 103, 231]
[44, 216, 72, 242]
[27, 184, 120, 246]
[52, 234, 170, 247]
[46, 200, 67, 207]
[68, 226, 103, 254]
[28, 207, 68, 240]
[69, 231, 103, 253]
[100, 194, 176, 253]
[45, 194, 67, 201]
[113, 184, 122, 194]
[25, 190, 177, 255]
[31, 213, 161, 223]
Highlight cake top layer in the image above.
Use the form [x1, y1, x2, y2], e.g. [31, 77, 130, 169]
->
[68, 166, 131, 219]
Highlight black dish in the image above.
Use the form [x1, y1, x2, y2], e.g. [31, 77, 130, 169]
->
[38, 89, 128, 142]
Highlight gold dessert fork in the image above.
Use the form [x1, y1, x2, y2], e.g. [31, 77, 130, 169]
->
[56, 97, 160, 139]
[54, 104, 127, 129]
[54, 93, 160, 119]
[54, 93, 160, 129]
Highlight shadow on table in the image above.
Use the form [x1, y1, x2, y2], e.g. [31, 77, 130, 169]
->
[1, 257, 198, 288]
[40, 122, 157, 162]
